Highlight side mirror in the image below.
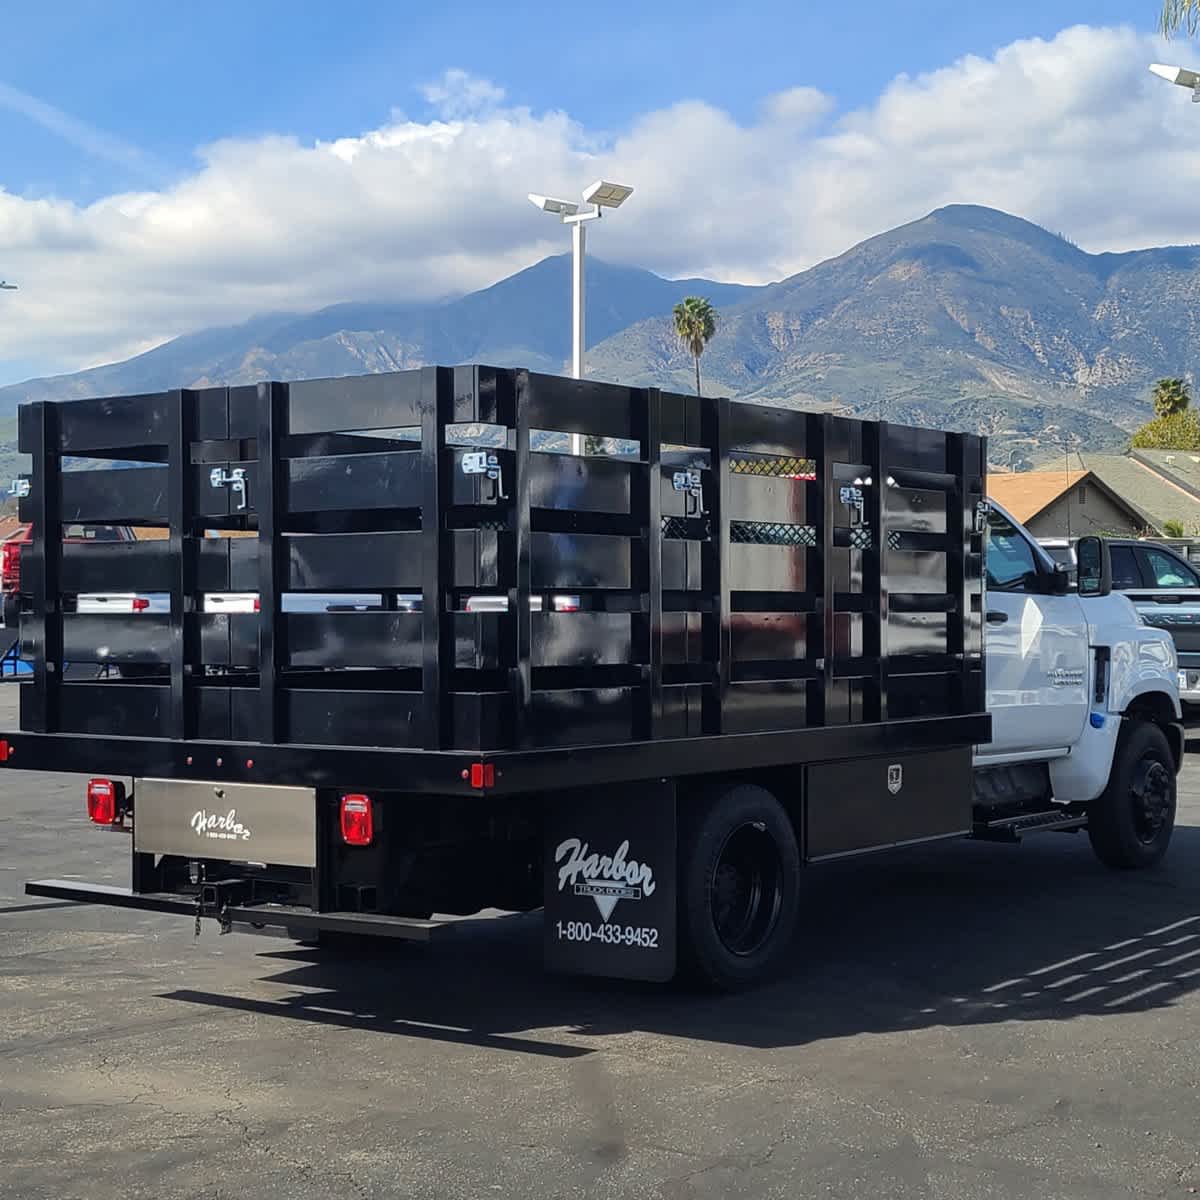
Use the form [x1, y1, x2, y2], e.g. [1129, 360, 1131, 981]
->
[1076, 536, 1111, 598]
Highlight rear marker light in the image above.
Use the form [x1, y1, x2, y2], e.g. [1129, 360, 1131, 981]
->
[86, 778, 125, 825]
[0, 739, 10, 762]
[340, 794, 373, 846]
[131, 597, 150, 612]
[469, 763, 495, 790]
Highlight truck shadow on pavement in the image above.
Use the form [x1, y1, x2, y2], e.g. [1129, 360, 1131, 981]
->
[161, 828, 1200, 1056]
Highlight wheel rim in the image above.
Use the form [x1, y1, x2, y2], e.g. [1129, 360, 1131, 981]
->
[710, 821, 784, 957]
[1130, 756, 1173, 845]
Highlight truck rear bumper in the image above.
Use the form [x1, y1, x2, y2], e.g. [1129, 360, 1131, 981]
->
[24, 879, 450, 942]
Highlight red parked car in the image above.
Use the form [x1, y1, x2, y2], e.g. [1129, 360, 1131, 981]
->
[1, 523, 137, 626]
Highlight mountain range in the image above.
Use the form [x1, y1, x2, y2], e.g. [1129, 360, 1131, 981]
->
[5, 204, 1200, 472]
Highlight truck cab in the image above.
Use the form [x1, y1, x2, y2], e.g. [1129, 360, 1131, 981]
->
[976, 503, 1181, 864]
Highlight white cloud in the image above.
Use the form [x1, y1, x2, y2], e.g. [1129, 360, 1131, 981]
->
[420, 68, 507, 119]
[0, 28, 1197, 381]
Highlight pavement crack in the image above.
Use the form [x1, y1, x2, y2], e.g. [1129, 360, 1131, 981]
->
[659, 1128, 792, 1196]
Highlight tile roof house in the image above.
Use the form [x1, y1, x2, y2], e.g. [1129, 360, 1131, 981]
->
[988, 454, 1200, 539]
[1081, 454, 1200, 537]
[987, 468, 1152, 538]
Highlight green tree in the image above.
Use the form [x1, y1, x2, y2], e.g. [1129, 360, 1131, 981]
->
[672, 296, 718, 396]
[1152, 377, 1192, 418]
[1162, 0, 1200, 34]
[1131, 409, 1200, 450]
[1164, 518, 1187, 538]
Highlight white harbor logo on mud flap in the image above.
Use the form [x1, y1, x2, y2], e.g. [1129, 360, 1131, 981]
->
[190, 808, 253, 843]
[554, 838, 656, 921]
[887, 764, 903, 795]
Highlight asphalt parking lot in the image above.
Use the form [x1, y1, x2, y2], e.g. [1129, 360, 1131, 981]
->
[3, 688, 1200, 1200]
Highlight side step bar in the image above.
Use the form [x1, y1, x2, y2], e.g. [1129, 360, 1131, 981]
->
[972, 809, 1088, 843]
[25, 879, 450, 942]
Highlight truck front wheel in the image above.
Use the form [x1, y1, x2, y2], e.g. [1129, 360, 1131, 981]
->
[678, 784, 800, 990]
[1088, 721, 1177, 870]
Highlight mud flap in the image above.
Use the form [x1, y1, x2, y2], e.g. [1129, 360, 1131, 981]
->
[543, 779, 676, 982]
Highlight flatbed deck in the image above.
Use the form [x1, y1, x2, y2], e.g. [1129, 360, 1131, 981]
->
[0, 710, 990, 794]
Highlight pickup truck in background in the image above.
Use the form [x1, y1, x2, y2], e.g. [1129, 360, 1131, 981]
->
[1039, 536, 1200, 707]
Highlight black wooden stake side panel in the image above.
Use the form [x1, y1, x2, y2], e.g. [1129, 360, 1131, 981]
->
[946, 434, 968, 702]
[864, 421, 887, 723]
[256, 382, 288, 744]
[947, 432, 987, 715]
[699, 395, 730, 735]
[24, 402, 61, 733]
[13, 368, 987, 753]
[636, 388, 664, 739]
[510, 371, 533, 749]
[167, 390, 200, 738]
[819, 415, 839, 730]
[420, 367, 455, 750]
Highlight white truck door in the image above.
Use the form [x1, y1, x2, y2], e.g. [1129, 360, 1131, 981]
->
[980, 505, 1090, 759]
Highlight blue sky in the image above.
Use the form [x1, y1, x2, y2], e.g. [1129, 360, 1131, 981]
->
[0, 4, 1193, 385]
[1, 0, 1149, 204]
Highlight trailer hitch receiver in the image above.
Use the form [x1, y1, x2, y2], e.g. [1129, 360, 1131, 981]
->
[196, 879, 253, 936]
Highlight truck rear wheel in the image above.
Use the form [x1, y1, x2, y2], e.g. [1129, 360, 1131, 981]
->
[677, 784, 800, 991]
[1088, 721, 1176, 870]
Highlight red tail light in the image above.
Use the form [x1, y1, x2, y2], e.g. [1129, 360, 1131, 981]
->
[86, 778, 125, 825]
[131, 597, 150, 612]
[469, 762, 495, 790]
[340, 794, 373, 846]
[253, 597, 261, 612]
[1, 540, 21, 592]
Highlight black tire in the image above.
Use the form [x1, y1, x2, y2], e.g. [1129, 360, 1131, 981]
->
[677, 783, 800, 991]
[1088, 721, 1177, 870]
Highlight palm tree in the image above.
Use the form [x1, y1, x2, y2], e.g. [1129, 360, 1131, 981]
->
[1152, 377, 1192, 418]
[1161, 0, 1200, 34]
[672, 297, 718, 396]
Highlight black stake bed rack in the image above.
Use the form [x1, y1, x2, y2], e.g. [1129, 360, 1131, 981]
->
[3, 365, 989, 791]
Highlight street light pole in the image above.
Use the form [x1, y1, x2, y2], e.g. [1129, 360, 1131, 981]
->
[528, 180, 634, 451]
[572, 219, 586, 380]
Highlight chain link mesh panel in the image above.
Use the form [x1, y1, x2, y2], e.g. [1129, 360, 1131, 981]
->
[661, 516, 696, 540]
[730, 521, 818, 547]
[730, 454, 817, 479]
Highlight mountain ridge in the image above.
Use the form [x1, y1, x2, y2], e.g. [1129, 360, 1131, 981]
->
[0, 256, 761, 408]
[4, 204, 1199, 468]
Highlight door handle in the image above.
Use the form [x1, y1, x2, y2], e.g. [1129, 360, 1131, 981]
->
[986, 610, 1009, 625]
